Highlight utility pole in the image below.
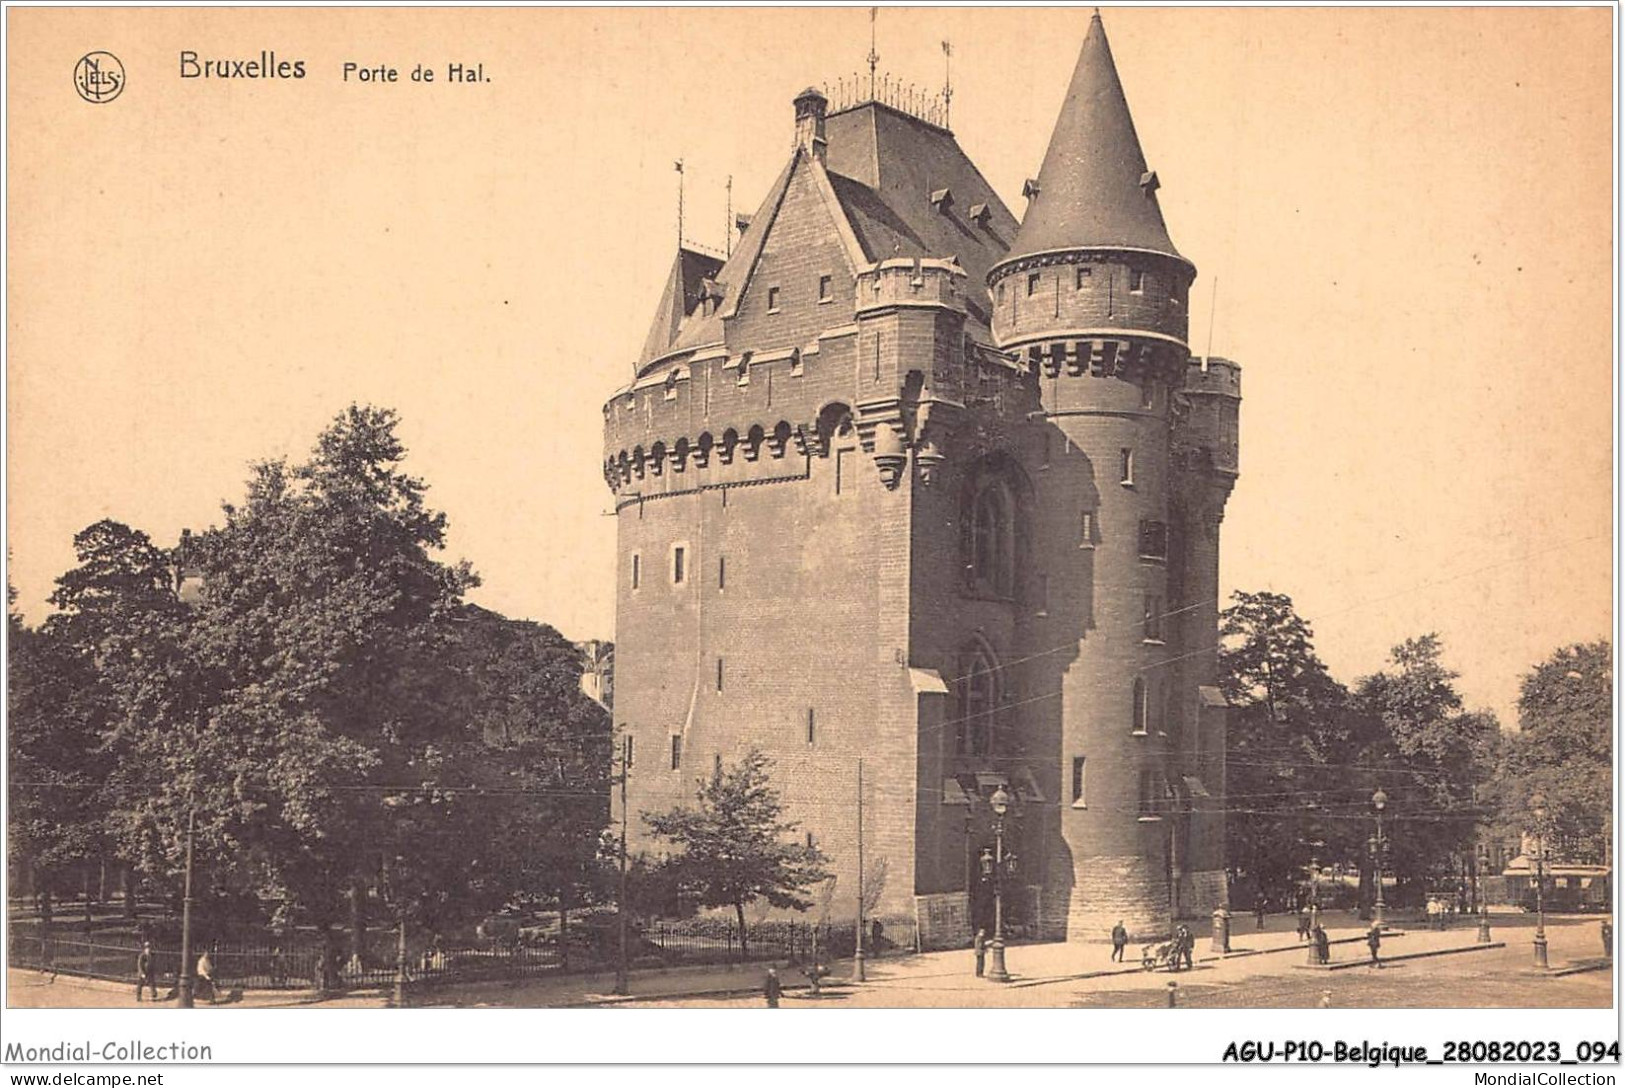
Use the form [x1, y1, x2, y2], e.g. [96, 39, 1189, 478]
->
[177, 802, 196, 1008]
[854, 758, 866, 982]
[613, 733, 631, 995]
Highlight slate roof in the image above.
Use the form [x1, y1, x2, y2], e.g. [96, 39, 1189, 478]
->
[1006, 11, 1183, 263]
[637, 247, 726, 367]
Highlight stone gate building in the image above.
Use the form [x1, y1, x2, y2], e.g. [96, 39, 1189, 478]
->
[601, 12, 1241, 947]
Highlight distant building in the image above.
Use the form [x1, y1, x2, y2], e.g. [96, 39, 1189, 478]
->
[576, 639, 613, 709]
[601, 13, 1240, 946]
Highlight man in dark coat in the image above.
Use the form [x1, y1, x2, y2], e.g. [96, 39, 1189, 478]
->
[973, 929, 987, 978]
[763, 967, 781, 1008]
[1175, 924, 1194, 971]
[1110, 921, 1128, 963]
[1313, 924, 1330, 965]
[135, 941, 157, 1002]
[1366, 923, 1382, 968]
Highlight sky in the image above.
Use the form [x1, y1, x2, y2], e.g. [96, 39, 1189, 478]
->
[7, 6, 1614, 728]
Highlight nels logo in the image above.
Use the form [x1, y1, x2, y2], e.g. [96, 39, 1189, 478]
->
[74, 51, 125, 104]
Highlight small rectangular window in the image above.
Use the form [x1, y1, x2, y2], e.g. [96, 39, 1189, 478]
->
[818, 275, 832, 302]
[806, 707, 816, 745]
[1027, 272, 1040, 296]
[718, 555, 726, 590]
[1140, 380, 1155, 409]
[1129, 270, 1145, 294]
[1076, 266, 1092, 288]
[716, 657, 724, 692]
[625, 733, 634, 769]
[1037, 574, 1050, 616]
[672, 546, 686, 585]
[806, 832, 816, 849]
[1080, 510, 1097, 548]
[767, 286, 781, 312]
[670, 734, 682, 771]
[997, 282, 1006, 303]
[1138, 520, 1168, 560]
[1144, 595, 1164, 642]
[1072, 756, 1087, 806]
[1120, 448, 1135, 486]
[631, 553, 641, 589]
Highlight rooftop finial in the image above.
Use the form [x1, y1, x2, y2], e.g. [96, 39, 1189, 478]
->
[674, 158, 684, 247]
[867, 7, 880, 100]
[941, 39, 953, 129]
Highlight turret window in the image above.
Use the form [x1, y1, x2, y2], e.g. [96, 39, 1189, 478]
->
[1144, 595, 1165, 643]
[1027, 273, 1040, 296]
[1080, 510, 1097, 548]
[1120, 448, 1135, 486]
[1072, 756, 1088, 807]
[1138, 520, 1168, 561]
[1129, 270, 1146, 294]
[631, 553, 641, 589]
[1076, 266, 1092, 289]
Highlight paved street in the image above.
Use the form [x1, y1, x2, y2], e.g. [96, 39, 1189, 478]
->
[9, 911, 1609, 1010]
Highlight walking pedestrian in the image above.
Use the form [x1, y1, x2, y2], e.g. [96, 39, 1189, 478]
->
[1313, 924, 1330, 966]
[973, 928, 987, 978]
[1175, 923, 1194, 971]
[1297, 906, 1311, 942]
[763, 967, 781, 1008]
[1366, 922, 1382, 968]
[196, 945, 218, 1003]
[1110, 920, 1127, 963]
[135, 941, 157, 1002]
[1426, 897, 1439, 931]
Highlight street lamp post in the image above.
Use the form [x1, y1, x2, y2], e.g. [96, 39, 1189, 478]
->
[1476, 845, 1492, 944]
[1531, 791, 1549, 969]
[1371, 788, 1388, 931]
[985, 786, 1012, 983]
[177, 803, 196, 1008]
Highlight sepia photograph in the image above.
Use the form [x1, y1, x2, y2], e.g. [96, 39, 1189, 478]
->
[2, 2, 1618, 1075]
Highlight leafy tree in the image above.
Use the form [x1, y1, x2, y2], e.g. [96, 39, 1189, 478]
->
[97, 405, 609, 953]
[644, 749, 829, 956]
[1492, 641, 1611, 863]
[1352, 635, 1500, 901]
[1218, 591, 1358, 905]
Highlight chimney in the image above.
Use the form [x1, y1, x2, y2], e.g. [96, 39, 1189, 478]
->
[793, 87, 828, 163]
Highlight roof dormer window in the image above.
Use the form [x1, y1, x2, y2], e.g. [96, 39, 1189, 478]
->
[930, 187, 954, 214]
[968, 203, 991, 227]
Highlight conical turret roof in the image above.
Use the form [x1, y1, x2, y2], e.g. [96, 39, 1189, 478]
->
[1007, 11, 1181, 263]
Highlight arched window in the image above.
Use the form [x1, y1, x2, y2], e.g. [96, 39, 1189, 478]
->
[966, 479, 1015, 597]
[956, 644, 1000, 757]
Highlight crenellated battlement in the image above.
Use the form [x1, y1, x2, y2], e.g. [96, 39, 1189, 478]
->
[855, 257, 968, 318]
[1181, 355, 1241, 399]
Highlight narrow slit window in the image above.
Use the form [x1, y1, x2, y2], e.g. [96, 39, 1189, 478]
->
[767, 286, 781, 312]
[1132, 678, 1148, 735]
[806, 707, 816, 746]
[670, 735, 682, 771]
[718, 555, 726, 590]
[1081, 510, 1096, 548]
[1037, 574, 1050, 616]
[672, 545, 686, 585]
[713, 752, 722, 780]
[631, 553, 641, 589]
[1027, 272, 1040, 296]
[716, 657, 725, 692]
[1076, 266, 1092, 289]
[1120, 448, 1135, 486]
[1144, 595, 1164, 642]
[1072, 756, 1087, 805]
[818, 275, 832, 302]
[1129, 270, 1145, 294]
